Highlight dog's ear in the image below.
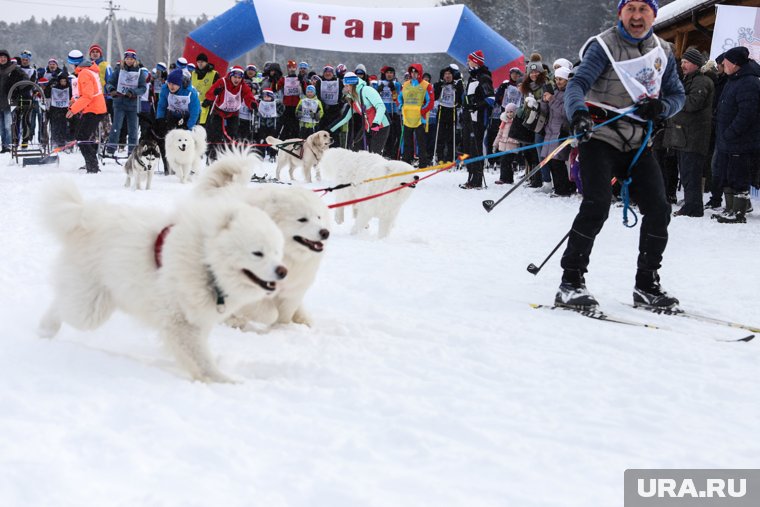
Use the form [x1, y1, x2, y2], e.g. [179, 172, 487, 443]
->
[220, 209, 238, 231]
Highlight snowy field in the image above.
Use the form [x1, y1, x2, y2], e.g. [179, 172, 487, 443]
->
[1, 150, 759, 506]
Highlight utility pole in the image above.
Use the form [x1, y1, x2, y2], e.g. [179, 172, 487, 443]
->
[103, 0, 122, 65]
[156, 0, 167, 66]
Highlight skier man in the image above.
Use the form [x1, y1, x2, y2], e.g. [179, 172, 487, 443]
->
[556, 0, 685, 310]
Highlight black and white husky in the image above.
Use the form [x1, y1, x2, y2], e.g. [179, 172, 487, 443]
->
[124, 139, 161, 191]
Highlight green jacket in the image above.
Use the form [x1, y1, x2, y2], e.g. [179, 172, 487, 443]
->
[330, 79, 389, 132]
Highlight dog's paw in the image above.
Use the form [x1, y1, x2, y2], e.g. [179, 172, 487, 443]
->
[291, 309, 312, 327]
[195, 370, 239, 384]
[224, 314, 250, 330]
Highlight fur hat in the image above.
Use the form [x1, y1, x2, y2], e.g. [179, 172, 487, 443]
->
[618, 0, 658, 16]
[167, 68, 184, 86]
[468, 50, 485, 66]
[681, 47, 705, 67]
[724, 46, 750, 66]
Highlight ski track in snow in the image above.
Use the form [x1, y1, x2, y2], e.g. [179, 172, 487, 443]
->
[0, 152, 758, 506]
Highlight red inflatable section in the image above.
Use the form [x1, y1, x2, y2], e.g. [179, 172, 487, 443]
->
[183, 37, 230, 76]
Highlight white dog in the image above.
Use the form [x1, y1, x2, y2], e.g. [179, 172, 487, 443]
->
[195, 150, 331, 328]
[267, 130, 332, 183]
[320, 148, 415, 238]
[165, 125, 207, 183]
[38, 178, 287, 383]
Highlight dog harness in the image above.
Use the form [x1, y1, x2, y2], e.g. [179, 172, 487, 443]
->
[154, 225, 173, 268]
[154, 225, 227, 312]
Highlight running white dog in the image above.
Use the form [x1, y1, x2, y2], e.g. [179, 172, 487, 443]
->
[267, 130, 332, 183]
[195, 150, 331, 328]
[38, 178, 287, 383]
[165, 125, 207, 183]
[319, 148, 415, 238]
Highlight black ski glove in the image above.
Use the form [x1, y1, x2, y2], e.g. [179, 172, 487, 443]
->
[570, 110, 593, 143]
[213, 86, 223, 96]
[202, 98, 213, 108]
[635, 97, 664, 121]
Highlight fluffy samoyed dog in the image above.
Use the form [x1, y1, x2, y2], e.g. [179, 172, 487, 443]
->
[165, 125, 207, 183]
[195, 149, 331, 328]
[38, 178, 287, 383]
[319, 147, 414, 238]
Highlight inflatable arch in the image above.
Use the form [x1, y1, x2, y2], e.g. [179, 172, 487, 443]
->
[183, 0, 524, 85]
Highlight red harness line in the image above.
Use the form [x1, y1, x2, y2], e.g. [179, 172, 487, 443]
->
[327, 162, 455, 209]
[154, 225, 173, 268]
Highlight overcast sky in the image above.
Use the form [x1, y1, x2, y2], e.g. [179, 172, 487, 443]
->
[1, 0, 440, 24]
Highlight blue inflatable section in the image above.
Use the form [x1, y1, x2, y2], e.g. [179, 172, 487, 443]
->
[447, 7, 524, 83]
[187, 1, 264, 64]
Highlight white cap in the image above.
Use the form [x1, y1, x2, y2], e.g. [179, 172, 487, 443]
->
[554, 66, 571, 80]
[553, 58, 573, 70]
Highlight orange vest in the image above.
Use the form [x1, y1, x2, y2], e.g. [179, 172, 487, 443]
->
[69, 64, 107, 115]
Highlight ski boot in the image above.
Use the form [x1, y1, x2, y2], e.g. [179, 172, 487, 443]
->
[633, 270, 679, 310]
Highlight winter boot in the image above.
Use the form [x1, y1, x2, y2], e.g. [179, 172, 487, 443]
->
[555, 270, 599, 309]
[540, 181, 553, 194]
[711, 189, 734, 220]
[633, 270, 679, 309]
[715, 192, 748, 224]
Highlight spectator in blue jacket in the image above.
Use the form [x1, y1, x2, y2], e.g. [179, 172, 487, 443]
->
[156, 68, 201, 131]
[105, 48, 147, 155]
[711, 45, 760, 224]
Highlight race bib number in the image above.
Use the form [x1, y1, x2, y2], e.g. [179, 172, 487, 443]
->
[284, 76, 301, 97]
[50, 87, 70, 108]
[116, 70, 139, 94]
[321, 80, 339, 105]
[167, 94, 191, 114]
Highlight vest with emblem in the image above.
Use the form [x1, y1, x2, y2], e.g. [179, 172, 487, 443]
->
[581, 26, 673, 151]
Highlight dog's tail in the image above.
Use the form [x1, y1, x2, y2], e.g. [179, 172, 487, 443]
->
[39, 178, 88, 240]
[191, 125, 208, 158]
[265, 136, 283, 147]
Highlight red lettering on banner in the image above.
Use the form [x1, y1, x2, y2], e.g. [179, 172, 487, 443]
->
[345, 19, 364, 38]
[373, 21, 392, 40]
[401, 21, 420, 41]
[289, 12, 422, 42]
[319, 15, 336, 34]
[291, 12, 309, 32]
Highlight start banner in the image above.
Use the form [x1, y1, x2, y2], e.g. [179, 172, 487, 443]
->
[255, 0, 464, 54]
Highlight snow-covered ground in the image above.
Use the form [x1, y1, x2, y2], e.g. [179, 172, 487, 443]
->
[1, 151, 758, 506]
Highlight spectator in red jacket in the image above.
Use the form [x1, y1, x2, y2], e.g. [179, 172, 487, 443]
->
[203, 65, 257, 159]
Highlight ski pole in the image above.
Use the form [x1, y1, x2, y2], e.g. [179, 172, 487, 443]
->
[482, 138, 574, 212]
[432, 104, 441, 163]
[527, 230, 571, 276]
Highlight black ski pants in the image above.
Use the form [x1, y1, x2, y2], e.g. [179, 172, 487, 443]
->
[560, 139, 671, 275]
[76, 112, 105, 172]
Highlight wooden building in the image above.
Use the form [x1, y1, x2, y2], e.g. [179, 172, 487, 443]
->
[654, 0, 760, 56]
